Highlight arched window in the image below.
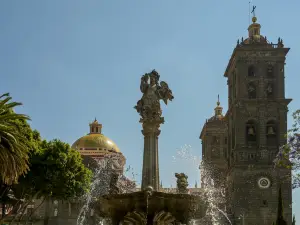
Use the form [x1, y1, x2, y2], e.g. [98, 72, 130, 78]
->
[248, 65, 256, 76]
[248, 83, 257, 99]
[246, 120, 257, 145]
[266, 120, 277, 147]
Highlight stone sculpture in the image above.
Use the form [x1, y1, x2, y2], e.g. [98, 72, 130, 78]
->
[175, 173, 189, 194]
[134, 70, 174, 122]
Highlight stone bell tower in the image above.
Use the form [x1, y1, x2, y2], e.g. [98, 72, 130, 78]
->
[224, 14, 292, 225]
[200, 95, 227, 188]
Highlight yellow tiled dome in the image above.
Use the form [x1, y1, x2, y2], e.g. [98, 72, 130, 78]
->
[71, 133, 120, 153]
[71, 118, 121, 153]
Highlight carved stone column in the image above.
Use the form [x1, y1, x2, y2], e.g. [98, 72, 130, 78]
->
[134, 70, 174, 192]
[141, 118, 163, 191]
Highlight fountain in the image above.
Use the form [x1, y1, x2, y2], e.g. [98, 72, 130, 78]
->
[94, 70, 206, 224]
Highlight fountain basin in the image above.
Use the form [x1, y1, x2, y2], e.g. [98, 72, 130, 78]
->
[96, 190, 206, 224]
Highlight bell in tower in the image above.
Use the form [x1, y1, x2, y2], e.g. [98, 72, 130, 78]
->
[248, 126, 255, 136]
[267, 126, 275, 136]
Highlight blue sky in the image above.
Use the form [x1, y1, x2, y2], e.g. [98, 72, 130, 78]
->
[1, 0, 299, 220]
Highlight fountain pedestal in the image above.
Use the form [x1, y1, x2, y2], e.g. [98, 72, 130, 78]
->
[141, 118, 163, 191]
[97, 188, 204, 225]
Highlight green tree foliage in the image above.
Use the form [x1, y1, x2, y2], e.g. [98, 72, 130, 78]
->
[0, 120, 91, 222]
[0, 93, 31, 185]
[14, 139, 92, 201]
[275, 110, 300, 188]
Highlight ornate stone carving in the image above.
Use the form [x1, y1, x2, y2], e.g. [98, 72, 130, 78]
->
[134, 70, 174, 123]
[175, 173, 189, 194]
[243, 51, 272, 57]
[265, 83, 273, 98]
[121, 211, 147, 225]
[248, 83, 257, 99]
[153, 211, 176, 224]
[237, 59, 260, 65]
[265, 61, 276, 66]
[257, 177, 271, 189]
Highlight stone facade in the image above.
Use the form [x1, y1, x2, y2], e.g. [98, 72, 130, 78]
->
[200, 16, 292, 225]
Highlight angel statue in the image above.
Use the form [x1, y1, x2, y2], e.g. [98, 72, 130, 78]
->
[134, 70, 174, 121]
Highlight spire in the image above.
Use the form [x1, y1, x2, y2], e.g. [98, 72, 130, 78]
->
[214, 94, 223, 118]
[89, 118, 102, 134]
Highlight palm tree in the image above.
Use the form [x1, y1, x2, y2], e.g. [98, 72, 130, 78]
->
[0, 93, 31, 185]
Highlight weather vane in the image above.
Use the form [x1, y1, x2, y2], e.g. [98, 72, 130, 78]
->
[251, 5, 256, 17]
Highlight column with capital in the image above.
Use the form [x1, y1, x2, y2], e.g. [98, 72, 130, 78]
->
[141, 118, 163, 191]
[134, 70, 174, 191]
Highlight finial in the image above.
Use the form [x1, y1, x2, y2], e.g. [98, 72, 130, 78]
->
[251, 5, 257, 23]
[217, 94, 220, 106]
[94, 117, 97, 122]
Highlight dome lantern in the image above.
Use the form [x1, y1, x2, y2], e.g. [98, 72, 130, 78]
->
[247, 6, 262, 43]
[89, 117, 102, 134]
[214, 94, 223, 119]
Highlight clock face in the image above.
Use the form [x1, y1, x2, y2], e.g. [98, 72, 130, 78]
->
[258, 177, 271, 189]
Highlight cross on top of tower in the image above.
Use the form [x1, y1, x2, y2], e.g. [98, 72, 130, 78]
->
[214, 94, 223, 118]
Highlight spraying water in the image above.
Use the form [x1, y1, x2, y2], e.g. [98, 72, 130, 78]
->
[172, 144, 232, 225]
[77, 155, 136, 225]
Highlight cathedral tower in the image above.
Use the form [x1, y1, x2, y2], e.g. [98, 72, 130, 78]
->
[224, 14, 292, 224]
[200, 95, 227, 188]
